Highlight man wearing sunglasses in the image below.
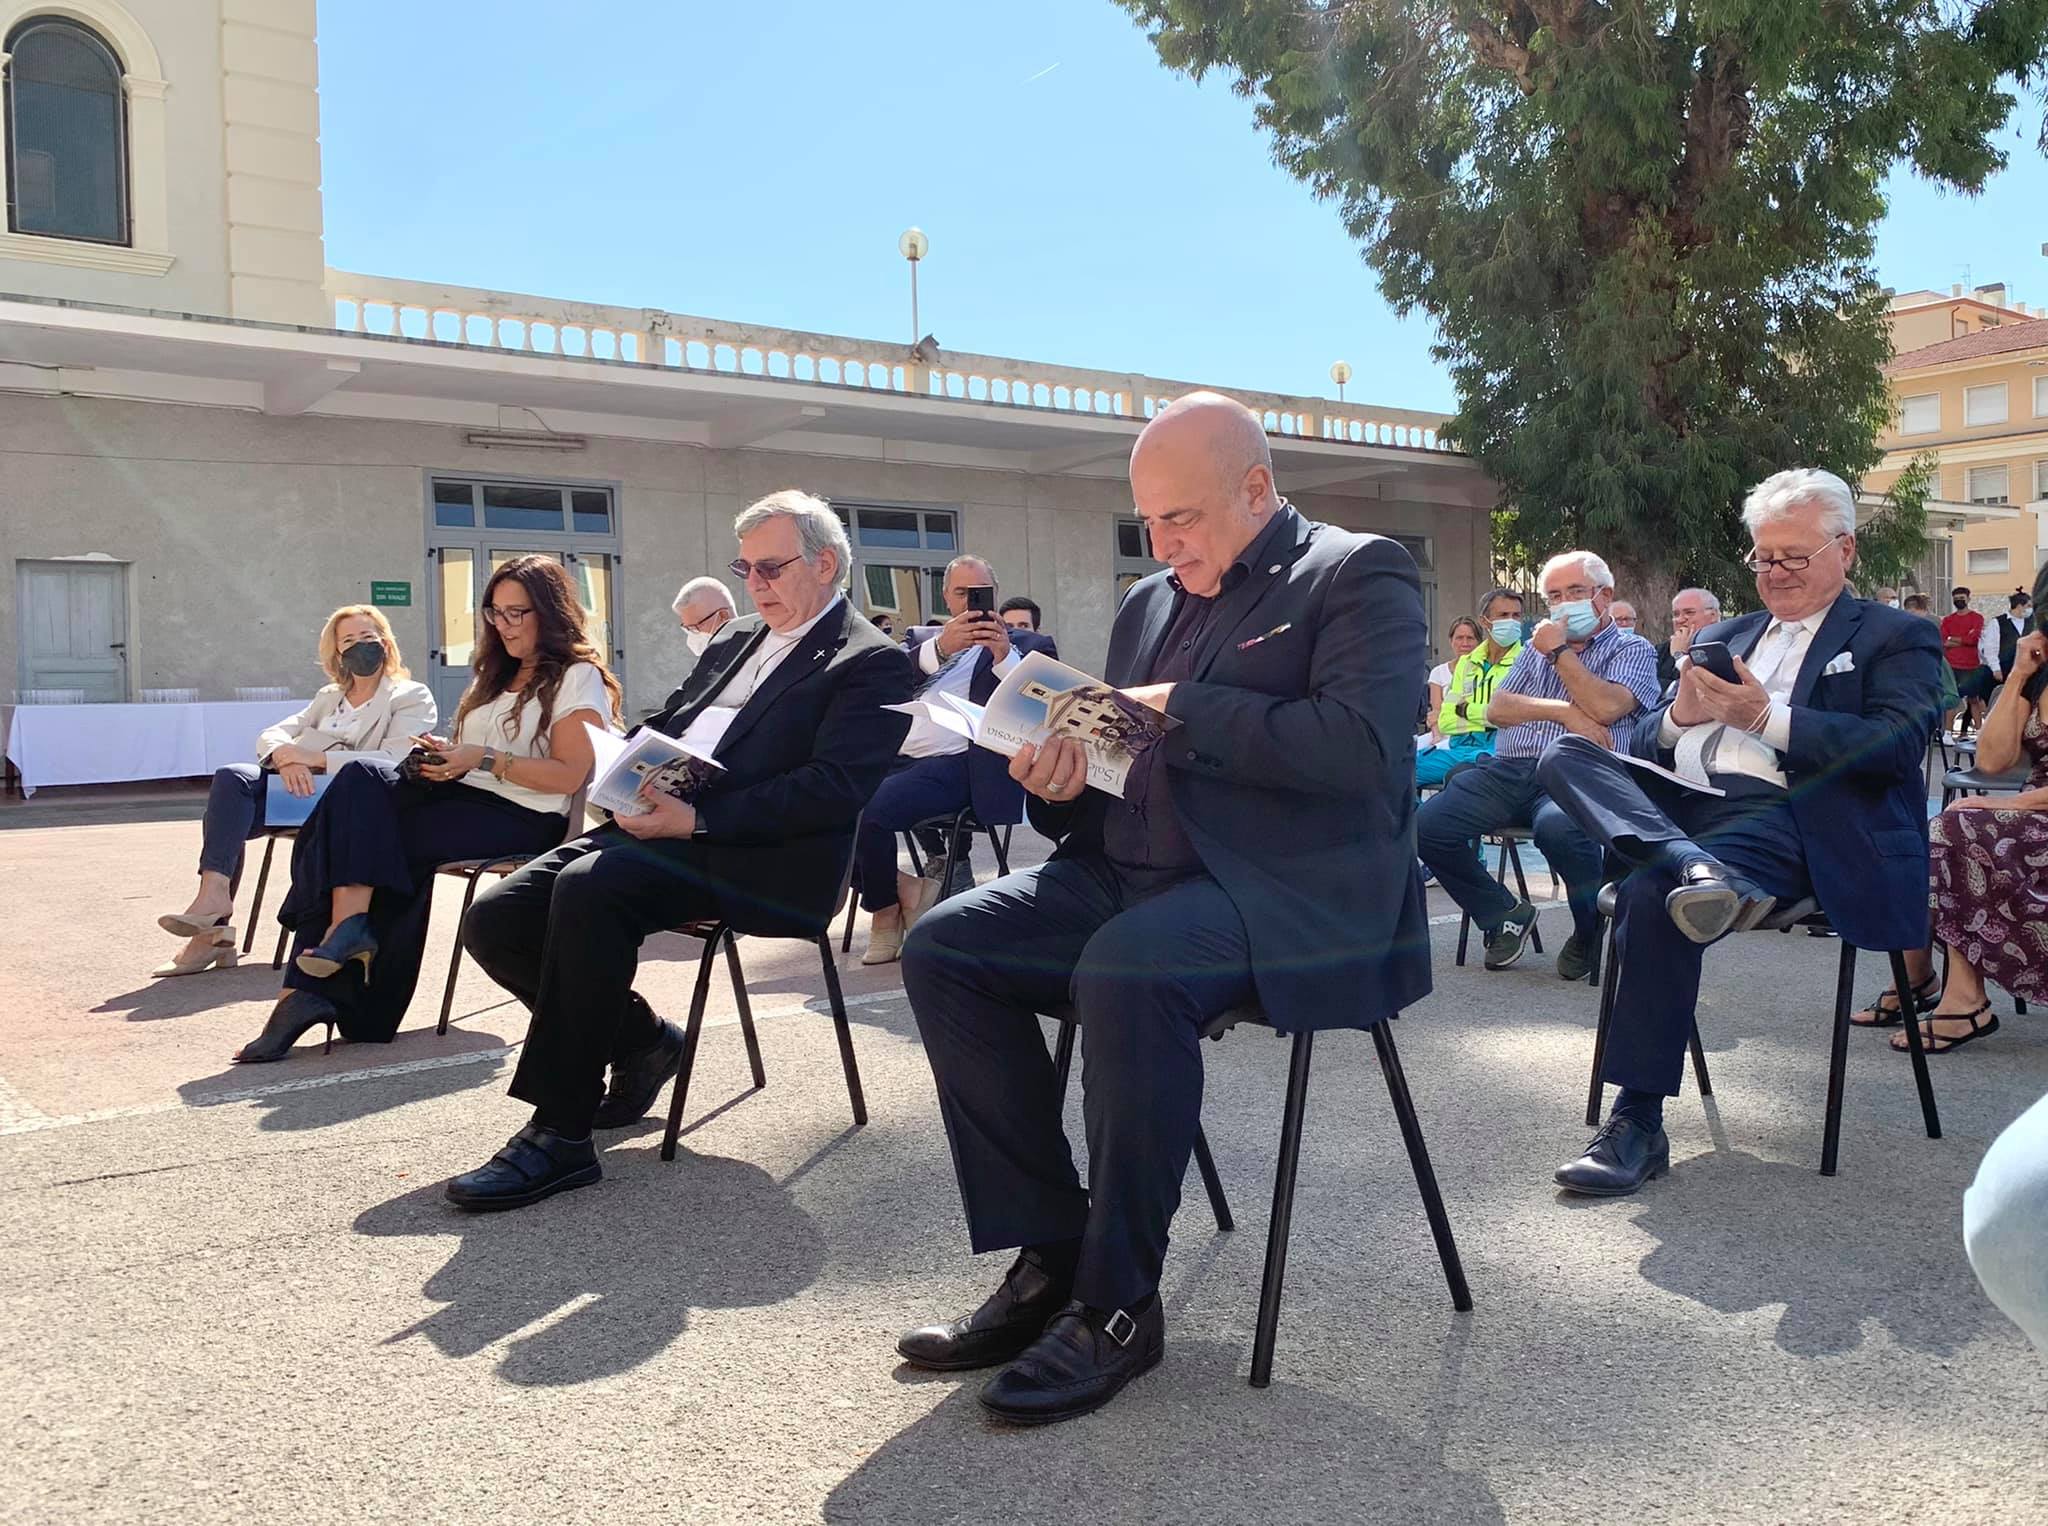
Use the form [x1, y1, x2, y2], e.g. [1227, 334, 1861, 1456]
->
[446, 489, 915, 1212]
[1536, 468, 1944, 1197]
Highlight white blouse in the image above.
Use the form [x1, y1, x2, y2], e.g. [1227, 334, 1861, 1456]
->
[455, 661, 612, 815]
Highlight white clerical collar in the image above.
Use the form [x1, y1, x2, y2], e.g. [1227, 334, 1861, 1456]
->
[759, 593, 844, 648]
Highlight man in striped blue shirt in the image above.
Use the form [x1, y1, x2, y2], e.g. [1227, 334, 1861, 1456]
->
[1417, 550, 1663, 977]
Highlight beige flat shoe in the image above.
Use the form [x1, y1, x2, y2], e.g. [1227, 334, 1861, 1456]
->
[901, 874, 946, 930]
[861, 921, 905, 966]
[152, 929, 239, 978]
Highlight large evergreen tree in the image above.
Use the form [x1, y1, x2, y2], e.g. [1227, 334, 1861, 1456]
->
[1118, 0, 2048, 620]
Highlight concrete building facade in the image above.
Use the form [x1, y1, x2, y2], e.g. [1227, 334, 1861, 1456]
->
[1, 1, 1494, 718]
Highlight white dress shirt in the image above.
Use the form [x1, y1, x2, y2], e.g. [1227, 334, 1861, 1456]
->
[677, 596, 844, 758]
[1663, 601, 1836, 789]
[900, 632, 1019, 759]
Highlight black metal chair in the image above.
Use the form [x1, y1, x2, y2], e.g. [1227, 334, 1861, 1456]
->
[432, 785, 588, 1035]
[661, 828, 867, 1161]
[240, 827, 300, 969]
[1452, 828, 1548, 966]
[1047, 1001, 1472, 1388]
[1940, 762, 2029, 809]
[838, 805, 1016, 953]
[1584, 881, 1940, 1176]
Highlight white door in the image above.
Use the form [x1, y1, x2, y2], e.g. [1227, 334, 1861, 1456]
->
[16, 560, 127, 701]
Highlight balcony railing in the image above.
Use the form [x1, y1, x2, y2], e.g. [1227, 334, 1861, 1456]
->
[325, 270, 1454, 452]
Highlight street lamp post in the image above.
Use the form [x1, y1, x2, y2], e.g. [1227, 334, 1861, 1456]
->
[1330, 360, 1352, 404]
[899, 227, 929, 346]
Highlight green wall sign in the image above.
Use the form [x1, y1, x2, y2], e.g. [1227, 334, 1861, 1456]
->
[371, 581, 411, 607]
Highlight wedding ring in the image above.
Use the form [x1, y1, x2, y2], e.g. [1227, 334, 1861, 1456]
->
[1050, 774, 1069, 793]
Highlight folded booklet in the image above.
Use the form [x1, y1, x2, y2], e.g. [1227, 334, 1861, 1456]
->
[888, 650, 1177, 799]
[584, 721, 723, 817]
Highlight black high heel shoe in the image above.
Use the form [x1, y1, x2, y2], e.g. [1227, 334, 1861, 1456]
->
[232, 990, 338, 1064]
[295, 913, 379, 980]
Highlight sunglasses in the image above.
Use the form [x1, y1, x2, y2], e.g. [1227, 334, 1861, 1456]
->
[728, 554, 807, 582]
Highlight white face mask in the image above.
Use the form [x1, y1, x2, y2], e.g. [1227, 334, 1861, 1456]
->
[685, 628, 713, 657]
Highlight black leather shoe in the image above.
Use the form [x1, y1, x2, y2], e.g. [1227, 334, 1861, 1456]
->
[1554, 1116, 1670, 1196]
[232, 990, 337, 1063]
[896, 1250, 1074, 1372]
[295, 912, 380, 979]
[445, 1124, 601, 1212]
[978, 1299, 1165, 1426]
[1665, 859, 1774, 945]
[592, 1017, 686, 1129]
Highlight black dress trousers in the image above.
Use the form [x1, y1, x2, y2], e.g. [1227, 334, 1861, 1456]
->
[278, 759, 563, 1042]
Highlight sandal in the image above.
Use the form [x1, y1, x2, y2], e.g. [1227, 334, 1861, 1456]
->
[1851, 974, 1939, 1028]
[1892, 1002, 1999, 1054]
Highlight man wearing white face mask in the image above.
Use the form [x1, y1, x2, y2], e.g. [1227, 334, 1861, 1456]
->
[1417, 550, 1661, 979]
[672, 577, 737, 659]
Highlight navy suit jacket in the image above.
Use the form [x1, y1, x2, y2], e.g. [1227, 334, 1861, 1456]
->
[1027, 505, 1432, 1032]
[637, 600, 915, 931]
[1629, 597, 1944, 951]
[904, 624, 1059, 826]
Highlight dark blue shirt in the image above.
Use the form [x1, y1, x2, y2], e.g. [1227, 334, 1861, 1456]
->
[1103, 511, 1291, 887]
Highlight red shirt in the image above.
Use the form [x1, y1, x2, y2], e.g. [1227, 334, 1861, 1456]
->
[1940, 608, 1985, 670]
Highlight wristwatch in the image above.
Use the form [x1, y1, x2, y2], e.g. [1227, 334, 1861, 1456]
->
[479, 747, 500, 778]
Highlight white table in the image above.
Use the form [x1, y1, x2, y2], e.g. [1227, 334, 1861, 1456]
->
[4, 699, 304, 795]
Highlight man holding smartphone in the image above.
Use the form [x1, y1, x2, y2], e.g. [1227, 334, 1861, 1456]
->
[854, 554, 1057, 962]
[1535, 468, 1944, 1197]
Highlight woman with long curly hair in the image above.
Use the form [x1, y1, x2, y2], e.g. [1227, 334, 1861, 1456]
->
[233, 557, 622, 1062]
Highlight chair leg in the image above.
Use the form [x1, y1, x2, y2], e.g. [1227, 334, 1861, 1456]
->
[1586, 913, 1620, 1126]
[1455, 910, 1472, 967]
[437, 871, 481, 1037]
[1250, 1030, 1314, 1390]
[989, 825, 1012, 877]
[818, 936, 867, 1127]
[1889, 948, 1942, 1143]
[272, 923, 289, 971]
[660, 932, 725, 1162]
[1052, 1018, 1076, 1099]
[1820, 939, 1857, 1176]
[242, 837, 276, 955]
[1191, 1125, 1234, 1232]
[725, 930, 765, 1090]
[1687, 1020, 1713, 1097]
[840, 886, 857, 954]
[1506, 838, 1543, 955]
[1373, 1021, 1473, 1315]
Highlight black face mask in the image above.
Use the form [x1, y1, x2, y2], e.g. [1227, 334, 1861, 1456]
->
[340, 639, 385, 678]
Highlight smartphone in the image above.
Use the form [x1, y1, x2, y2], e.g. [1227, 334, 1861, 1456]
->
[965, 585, 996, 616]
[1688, 640, 1738, 684]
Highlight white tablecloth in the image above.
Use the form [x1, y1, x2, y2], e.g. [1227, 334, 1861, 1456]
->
[4, 700, 305, 794]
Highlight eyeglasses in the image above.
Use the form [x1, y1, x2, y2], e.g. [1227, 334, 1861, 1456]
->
[1541, 585, 1596, 607]
[483, 604, 535, 627]
[729, 555, 805, 582]
[680, 609, 727, 633]
[1743, 534, 1842, 574]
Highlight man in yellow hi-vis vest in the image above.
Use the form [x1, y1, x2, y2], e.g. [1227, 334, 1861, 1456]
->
[1417, 589, 1525, 788]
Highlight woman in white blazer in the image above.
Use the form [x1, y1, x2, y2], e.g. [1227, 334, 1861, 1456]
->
[151, 605, 436, 976]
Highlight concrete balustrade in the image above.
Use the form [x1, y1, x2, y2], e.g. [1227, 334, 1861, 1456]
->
[326, 269, 1451, 450]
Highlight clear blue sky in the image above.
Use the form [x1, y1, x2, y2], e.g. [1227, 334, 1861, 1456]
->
[319, 1, 2048, 417]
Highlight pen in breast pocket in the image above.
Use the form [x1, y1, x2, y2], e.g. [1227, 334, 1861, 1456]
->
[1237, 623, 1292, 651]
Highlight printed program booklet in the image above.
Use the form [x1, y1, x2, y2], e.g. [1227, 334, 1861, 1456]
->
[886, 650, 1176, 799]
[584, 721, 723, 817]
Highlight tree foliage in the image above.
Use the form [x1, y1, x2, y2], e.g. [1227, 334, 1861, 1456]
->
[1117, 0, 2048, 623]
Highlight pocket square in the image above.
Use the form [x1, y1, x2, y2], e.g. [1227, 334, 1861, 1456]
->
[1823, 652, 1855, 676]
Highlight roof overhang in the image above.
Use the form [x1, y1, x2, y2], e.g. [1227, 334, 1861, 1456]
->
[0, 295, 1494, 507]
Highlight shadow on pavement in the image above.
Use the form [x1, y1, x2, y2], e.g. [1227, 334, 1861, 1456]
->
[1619, 1148, 1995, 1359]
[93, 960, 289, 1021]
[175, 1030, 514, 1129]
[827, 1338, 1504, 1526]
[353, 1146, 827, 1386]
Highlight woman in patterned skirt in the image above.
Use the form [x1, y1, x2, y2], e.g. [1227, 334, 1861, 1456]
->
[1859, 626, 2047, 1051]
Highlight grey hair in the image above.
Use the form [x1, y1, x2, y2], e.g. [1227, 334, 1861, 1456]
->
[944, 553, 997, 585]
[733, 489, 852, 589]
[1742, 468, 1857, 540]
[1672, 586, 1722, 614]
[1538, 549, 1615, 594]
[670, 575, 735, 615]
